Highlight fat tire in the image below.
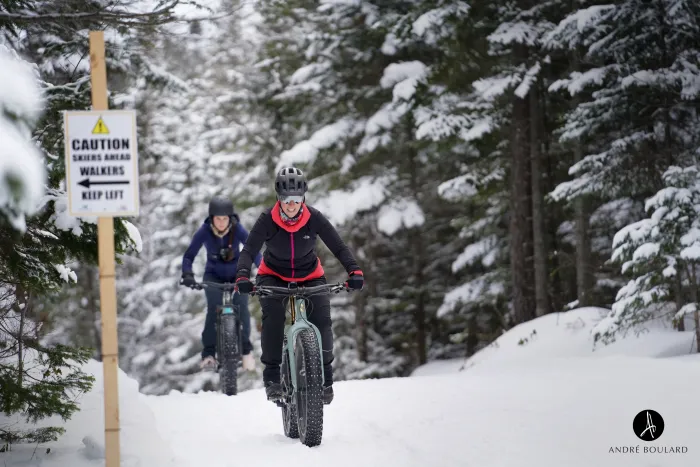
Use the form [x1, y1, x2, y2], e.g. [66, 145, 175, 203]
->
[295, 328, 324, 447]
[218, 314, 239, 396]
[280, 343, 299, 438]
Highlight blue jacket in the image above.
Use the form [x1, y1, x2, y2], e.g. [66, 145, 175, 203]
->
[182, 215, 262, 281]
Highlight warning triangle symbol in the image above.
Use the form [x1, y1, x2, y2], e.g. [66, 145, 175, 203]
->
[92, 116, 109, 135]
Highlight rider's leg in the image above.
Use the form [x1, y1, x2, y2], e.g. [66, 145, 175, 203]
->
[302, 277, 334, 388]
[256, 274, 287, 386]
[234, 291, 253, 355]
[202, 275, 223, 365]
[233, 291, 255, 370]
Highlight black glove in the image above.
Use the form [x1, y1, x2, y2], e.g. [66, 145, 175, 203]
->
[180, 272, 196, 288]
[346, 270, 364, 290]
[236, 277, 253, 294]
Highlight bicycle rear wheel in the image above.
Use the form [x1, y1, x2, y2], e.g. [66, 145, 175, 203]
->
[217, 313, 239, 396]
[280, 340, 299, 438]
[294, 328, 324, 447]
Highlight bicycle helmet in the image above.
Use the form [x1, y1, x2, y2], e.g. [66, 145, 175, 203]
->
[275, 166, 308, 198]
[208, 196, 234, 218]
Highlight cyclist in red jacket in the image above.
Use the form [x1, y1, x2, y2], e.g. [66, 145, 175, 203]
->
[235, 167, 364, 404]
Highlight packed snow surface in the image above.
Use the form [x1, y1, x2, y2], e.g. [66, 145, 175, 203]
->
[3, 307, 698, 466]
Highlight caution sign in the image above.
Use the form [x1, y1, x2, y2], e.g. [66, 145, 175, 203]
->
[64, 110, 139, 217]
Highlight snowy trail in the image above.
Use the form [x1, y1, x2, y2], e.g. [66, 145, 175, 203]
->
[0, 309, 700, 467]
[4, 309, 698, 467]
[147, 357, 699, 467]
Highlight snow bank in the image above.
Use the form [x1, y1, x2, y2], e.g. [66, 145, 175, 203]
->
[150, 348, 699, 467]
[417, 306, 698, 376]
[1, 360, 178, 466]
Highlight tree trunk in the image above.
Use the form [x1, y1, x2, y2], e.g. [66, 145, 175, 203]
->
[410, 203, 428, 363]
[529, 79, 550, 317]
[572, 48, 593, 307]
[690, 265, 700, 353]
[510, 46, 536, 324]
[368, 230, 381, 337]
[406, 119, 428, 364]
[674, 266, 685, 331]
[574, 173, 593, 306]
[87, 267, 102, 360]
[413, 230, 427, 365]
[542, 81, 565, 312]
[17, 293, 25, 385]
[356, 270, 368, 362]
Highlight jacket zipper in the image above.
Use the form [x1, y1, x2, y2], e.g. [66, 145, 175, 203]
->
[290, 232, 295, 278]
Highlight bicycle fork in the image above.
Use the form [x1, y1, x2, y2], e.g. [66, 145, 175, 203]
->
[283, 297, 325, 392]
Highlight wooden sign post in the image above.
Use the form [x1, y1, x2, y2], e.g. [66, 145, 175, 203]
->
[89, 30, 120, 467]
[64, 31, 139, 467]
[64, 30, 139, 467]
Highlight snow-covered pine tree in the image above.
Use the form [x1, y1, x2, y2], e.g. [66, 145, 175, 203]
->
[547, 0, 700, 343]
[0, 0, 191, 444]
[595, 165, 700, 352]
[0, 46, 96, 447]
[117, 1, 271, 394]
[405, 0, 513, 356]
[256, 0, 477, 370]
[14, 0, 200, 355]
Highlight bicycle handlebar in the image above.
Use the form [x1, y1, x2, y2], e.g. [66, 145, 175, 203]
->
[188, 281, 237, 291]
[250, 282, 351, 298]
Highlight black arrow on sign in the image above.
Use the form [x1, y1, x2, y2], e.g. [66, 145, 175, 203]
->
[78, 178, 129, 189]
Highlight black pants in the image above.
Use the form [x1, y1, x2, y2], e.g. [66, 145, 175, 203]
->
[202, 274, 253, 359]
[256, 274, 334, 387]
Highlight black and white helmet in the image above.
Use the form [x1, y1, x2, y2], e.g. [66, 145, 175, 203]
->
[275, 167, 308, 198]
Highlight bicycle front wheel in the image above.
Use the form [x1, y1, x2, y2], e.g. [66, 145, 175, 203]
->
[218, 314, 239, 396]
[294, 328, 324, 447]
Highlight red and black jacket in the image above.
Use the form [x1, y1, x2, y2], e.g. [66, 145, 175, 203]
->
[236, 202, 361, 282]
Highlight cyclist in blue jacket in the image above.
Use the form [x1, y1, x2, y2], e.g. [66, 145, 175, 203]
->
[180, 196, 262, 371]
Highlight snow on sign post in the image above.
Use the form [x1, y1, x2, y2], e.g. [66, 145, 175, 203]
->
[64, 110, 139, 217]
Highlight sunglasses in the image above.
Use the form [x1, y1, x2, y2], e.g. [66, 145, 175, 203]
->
[280, 195, 304, 204]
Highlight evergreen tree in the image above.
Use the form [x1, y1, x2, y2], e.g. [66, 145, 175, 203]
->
[117, 1, 271, 394]
[1, 0, 203, 444]
[0, 41, 95, 447]
[547, 0, 700, 345]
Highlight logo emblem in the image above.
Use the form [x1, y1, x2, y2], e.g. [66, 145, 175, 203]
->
[633, 410, 664, 441]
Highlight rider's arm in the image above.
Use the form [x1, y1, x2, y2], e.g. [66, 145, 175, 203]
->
[315, 209, 361, 274]
[182, 225, 206, 274]
[236, 211, 270, 278]
[235, 222, 262, 267]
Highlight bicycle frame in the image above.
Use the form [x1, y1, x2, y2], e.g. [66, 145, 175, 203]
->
[220, 288, 235, 315]
[252, 282, 349, 391]
[194, 281, 237, 315]
[194, 281, 242, 360]
[284, 294, 324, 389]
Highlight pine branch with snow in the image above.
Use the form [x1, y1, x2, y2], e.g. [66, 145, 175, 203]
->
[594, 166, 700, 351]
